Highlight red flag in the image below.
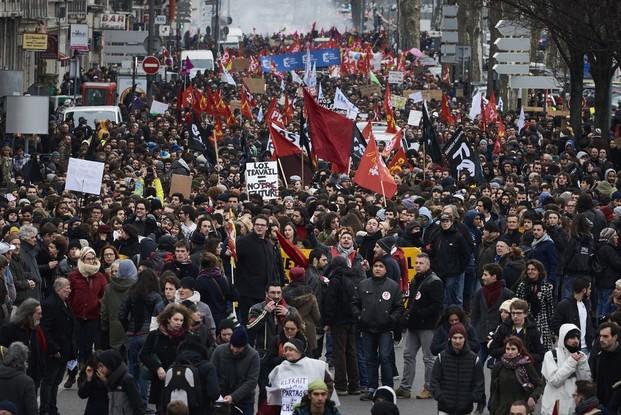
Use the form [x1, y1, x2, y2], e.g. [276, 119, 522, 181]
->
[240, 83, 255, 120]
[484, 91, 498, 124]
[384, 83, 398, 133]
[361, 120, 373, 141]
[282, 95, 294, 126]
[493, 117, 506, 155]
[179, 85, 195, 108]
[213, 90, 228, 117]
[212, 118, 224, 141]
[248, 56, 262, 75]
[225, 104, 236, 126]
[552, 400, 560, 415]
[440, 94, 456, 125]
[387, 146, 408, 174]
[382, 129, 402, 157]
[353, 132, 397, 199]
[303, 88, 354, 173]
[269, 124, 302, 158]
[265, 98, 285, 128]
[276, 230, 308, 268]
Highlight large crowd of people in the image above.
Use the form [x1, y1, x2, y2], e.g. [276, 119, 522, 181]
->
[0, 26, 620, 415]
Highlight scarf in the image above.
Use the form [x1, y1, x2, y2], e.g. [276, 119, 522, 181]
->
[266, 296, 290, 325]
[531, 232, 553, 248]
[483, 280, 504, 307]
[160, 325, 187, 343]
[35, 326, 48, 354]
[574, 396, 601, 415]
[77, 259, 102, 277]
[336, 244, 355, 261]
[501, 354, 533, 391]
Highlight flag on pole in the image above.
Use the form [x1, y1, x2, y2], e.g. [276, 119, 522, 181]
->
[275, 230, 308, 268]
[469, 91, 482, 121]
[291, 71, 304, 85]
[384, 83, 398, 133]
[369, 71, 381, 86]
[517, 106, 526, 132]
[422, 102, 443, 164]
[353, 132, 397, 199]
[256, 106, 264, 122]
[282, 95, 294, 126]
[440, 94, 456, 125]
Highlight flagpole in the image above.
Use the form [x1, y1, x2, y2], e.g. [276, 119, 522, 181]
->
[278, 158, 289, 188]
[300, 152, 304, 186]
[422, 142, 427, 181]
[214, 134, 220, 184]
[380, 178, 387, 207]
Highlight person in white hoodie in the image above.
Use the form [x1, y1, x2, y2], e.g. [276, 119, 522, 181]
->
[541, 323, 592, 415]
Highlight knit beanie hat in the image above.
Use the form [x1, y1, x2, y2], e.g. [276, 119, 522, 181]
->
[499, 298, 516, 313]
[289, 266, 306, 283]
[79, 247, 97, 261]
[308, 379, 328, 393]
[0, 400, 17, 414]
[180, 277, 196, 291]
[283, 338, 305, 355]
[371, 401, 400, 415]
[117, 259, 138, 281]
[377, 236, 396, 253]
[97, 349, 123, 371]
[448, 322, 468, 340]
[229, 327, 248, 348]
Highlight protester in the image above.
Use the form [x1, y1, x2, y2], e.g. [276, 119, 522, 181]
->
[292, 379, 342, 415]
[588, 322, 621, 413]
[0, 342, 37, 415]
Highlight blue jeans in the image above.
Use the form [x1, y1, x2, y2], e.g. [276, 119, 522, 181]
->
[357, 331, 368, 388]
[443, 273, 465, 306]
[128, 334, 149, 402]
[362, 331, 394, 390]
[561, 275, 576, 301]
[597, 288, 613, 318]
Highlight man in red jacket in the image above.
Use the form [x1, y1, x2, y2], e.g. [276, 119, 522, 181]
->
[67, 246, 108, 384]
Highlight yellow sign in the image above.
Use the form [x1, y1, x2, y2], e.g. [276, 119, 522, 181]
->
[23, 33, 48, 51]
[280, 247, 421, 281]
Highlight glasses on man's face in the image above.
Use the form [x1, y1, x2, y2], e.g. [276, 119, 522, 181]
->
[254, 223, 267, 227]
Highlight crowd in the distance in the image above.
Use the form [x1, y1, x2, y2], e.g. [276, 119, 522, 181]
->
[0, 27, 620, 415]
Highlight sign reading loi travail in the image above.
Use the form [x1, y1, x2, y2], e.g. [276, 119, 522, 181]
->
[245, 161, 279, 200]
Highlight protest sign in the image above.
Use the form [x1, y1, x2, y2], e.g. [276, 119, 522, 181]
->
[408, 110, 423, 126]
[231, 57, 250, 72]
[280, 377, 308, 415]
[391, 95, 407, 110]
[245, 161, 279, 200]
[150, 100, 169, 115]
[65, 158, 105, 195]
[169, 174, 192, 198]
[408, 90, 424, 103]
[360, 84, 381, 97]
[244, 77, 266, 94]
[388, 70, 404, 84]
[422, 89, 443, 101]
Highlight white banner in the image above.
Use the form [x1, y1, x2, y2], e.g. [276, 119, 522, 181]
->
[245, 161, 279, 200]
[408, 90, 424, 103]
[65, 158, 105, 195]
[150, 100, 169, 115]
[333, 87, 359, 115]
[388, 70, 404, 84]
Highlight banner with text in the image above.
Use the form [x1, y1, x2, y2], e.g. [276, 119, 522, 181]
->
[260, 48, 341, 73]
[245, 161, 279, 200]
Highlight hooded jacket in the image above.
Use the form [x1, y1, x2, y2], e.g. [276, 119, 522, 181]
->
[101, 276, 135, 349]
[527, 233, 559, 283]
[0, 364, 37, 415]
[283, 282, 321, 350]
[105, 360, 145, 415]
[174, 290, 216, 342]
[541, 324, 592, 415]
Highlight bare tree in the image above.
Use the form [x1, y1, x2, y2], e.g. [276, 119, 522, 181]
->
[399, 0, 421, 50]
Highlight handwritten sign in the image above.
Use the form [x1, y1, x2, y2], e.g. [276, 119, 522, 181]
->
[245, 161, 279, 200]
[280, 377, 308, 415]
[388, 70, 404, 84]
[65, 158, 105, 195]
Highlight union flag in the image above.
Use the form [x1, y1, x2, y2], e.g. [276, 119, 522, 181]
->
[353, 132, 397, 199]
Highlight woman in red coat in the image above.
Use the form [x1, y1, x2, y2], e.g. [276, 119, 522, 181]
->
[67, 247, 108, 373]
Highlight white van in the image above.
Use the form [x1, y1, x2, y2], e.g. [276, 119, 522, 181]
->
[180, 49, 215, 79]
[219, 27, 243, 49]
[62, 105, 123, 127]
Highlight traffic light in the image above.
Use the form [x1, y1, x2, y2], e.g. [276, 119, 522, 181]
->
[220, 16, 232, 38]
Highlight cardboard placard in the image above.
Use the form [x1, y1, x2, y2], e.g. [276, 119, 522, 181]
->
[360, 84, 381, 97]
[422, 89, 442, 101]
[231, 57, 250, 72]
[408, 110, 423, 126]
[548, 109, 570, 118]
[456, 88, 464, 98]
[245, 161, 279, 200]
[244, 77, 265, 94]
[229, 99, 241, 111]
[169, 174, 192, 198]
[391, 95, 407, 110]
[65, 158, 105, 195]
[388, 70, 404, 84]
[523, 106, 544, 113]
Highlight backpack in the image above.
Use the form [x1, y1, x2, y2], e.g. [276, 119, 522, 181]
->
[149, 250, 175, 273]
[564, 237, 595, 275]
[162, 361, 203, 409]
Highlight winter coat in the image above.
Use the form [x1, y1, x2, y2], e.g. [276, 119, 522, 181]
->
[40, 291, 77, 361]
[352, 276, 403, 334]
[247, 299, 297, 355]
[357, 231, 382, 263]
[292, 398, 341, 415]
[430, 343, 486, 415]
[527, 234, 559, 284]
[120, 291, 163, 335]
[173, 341, 221, 415]
[283, 282, 321, 350]
[488, 319, 547, 366]
[162, 260, 199, 279]
[235, 232, 279, 299]
[210, 343, 260, 407]
[77, 374, 109, 415]
[0, 322, 45, 384]
[174, 290, 216, 343]
[430, 226, 471, 279]
[516, 279, 556, 351]
[430, 322, 480, 355]
[195, 267, 233, 325]
[595, 242, 621, 289]
[589, 342, 621, 411]
[497, 253, 525, 291]
[11, 254, 35, 305]
[67, 268, 108, 321]
[563, 235, 596, 279]
[404, 270, 444, 331]
[106, 362, 145, 415]
[323, 264, 361, 327]
[139, 328, 189, 404]
[471, 286, 515, 343]
[541, 324, 592, 415]
[551, 297, 595, 351]
[0, 364, 38, 415]
[19, 242, 42, 300]
[477, 238, 499, 278]
[489, 357, 543, 415]
[100, 276, 134, 349]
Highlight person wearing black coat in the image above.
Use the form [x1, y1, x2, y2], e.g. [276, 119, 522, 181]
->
[488, 301, 546, 368]
[551, 277, 595, 353]
[170, 337, 221, 415]
[430, 323, 486, 415]
[397, 253, 444, 399]
[430, 306, 480, 355]
[234, 216, 279, 324]
[98, 349, 145, 415]
[357, 218, 383, 264]
[77, 351, 109, 415]
[40, 277, 77, 415]
[195, 253, 233, 326]
[595, 228, 621, 318]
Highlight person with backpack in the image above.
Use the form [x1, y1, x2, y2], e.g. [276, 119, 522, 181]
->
[97, 349, 145, 415]
[430, 323, 486, 415]
[195, 252, 233, 326]
[595, 228, 621, 319]
[161, 336, 220, 415]
[540, 324, 591, 415]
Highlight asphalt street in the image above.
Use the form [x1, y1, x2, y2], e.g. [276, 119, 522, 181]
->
[58, 342, 493, 415]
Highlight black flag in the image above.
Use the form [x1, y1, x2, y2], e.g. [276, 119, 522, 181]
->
[299, 109, 313, 167]
[443, 127, 485, 183]
[350, 125, 367, 167]
[422, 103, 443, 164]
[188, 112, 216, 165]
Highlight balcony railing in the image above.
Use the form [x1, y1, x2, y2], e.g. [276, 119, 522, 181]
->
[0, 0, 24, 17]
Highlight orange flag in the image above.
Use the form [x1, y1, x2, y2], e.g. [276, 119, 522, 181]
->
[384, 83, 398, 133]
[282, 95, 294, 126]
[354, 132, 397, 199]
[387, 146, 408, 173]
[440, 94, 456, 125]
